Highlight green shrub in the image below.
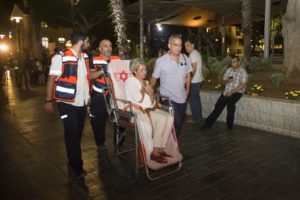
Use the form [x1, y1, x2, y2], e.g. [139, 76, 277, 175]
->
[221, 56, 232, 68]
[261, 57, 271, 71]
[249, 57, 270, 71]
[207, 57, 218, 69]
[209, 61, 227, 82]
[270, 73, 285, 88]
[249, 57, 261, 71]
[239, 56, 249, 69]
[202, 64, 209, 79]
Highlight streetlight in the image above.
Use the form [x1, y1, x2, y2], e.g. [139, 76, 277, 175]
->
[0, 43, 9, 52]
[0, 34, 5, 39]
[156, 23, 163, 32]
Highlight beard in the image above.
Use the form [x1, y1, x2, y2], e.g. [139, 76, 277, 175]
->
[103, 51, 112, 58]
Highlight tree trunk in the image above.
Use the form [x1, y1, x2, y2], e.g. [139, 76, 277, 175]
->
[109, 0, 130, 58]
[282, 0, 300, 77]
[242, 0, 253, 67]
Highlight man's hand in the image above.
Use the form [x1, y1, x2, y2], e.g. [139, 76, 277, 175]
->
[186, 91, 190, 99]
[44, 102, 54, 113]
[224, 91, 232, 97]
[224, 77, 234, 84]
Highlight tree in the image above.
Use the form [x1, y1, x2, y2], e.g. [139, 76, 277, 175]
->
[241, 0, 253, 67]
[109, 0, 130, 58]
[282, 0, 300, 77]
[30, 0, 109, 33]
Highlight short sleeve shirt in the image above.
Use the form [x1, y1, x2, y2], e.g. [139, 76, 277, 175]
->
[223, 67, 248, 94]
[189, 50, 203, 83]
[152, 53, 192, 103]
[49, 50, 90, 107]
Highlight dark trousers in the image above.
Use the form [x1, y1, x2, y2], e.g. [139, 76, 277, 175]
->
[189, 82, 203, 121]
[205, 93, 242, 128]
[90, 93, 108, 146]
[57, 102, 86, 172]
[162, 100, 186, 137]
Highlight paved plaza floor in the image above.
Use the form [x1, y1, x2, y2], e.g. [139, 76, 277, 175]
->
[1, 78, 300, 200]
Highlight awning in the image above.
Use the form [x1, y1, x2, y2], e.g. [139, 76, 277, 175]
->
[126, 0, 288, 27]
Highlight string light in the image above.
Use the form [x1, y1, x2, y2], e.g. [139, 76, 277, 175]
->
[109, 0, 130, 58]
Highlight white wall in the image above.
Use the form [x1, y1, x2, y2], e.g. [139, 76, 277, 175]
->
[187, 90, 300, 138]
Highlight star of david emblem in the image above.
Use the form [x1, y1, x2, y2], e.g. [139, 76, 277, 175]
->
[118, 70, 128, 82]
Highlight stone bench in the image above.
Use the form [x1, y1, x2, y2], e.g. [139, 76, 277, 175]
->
[186, 90, 300, 138]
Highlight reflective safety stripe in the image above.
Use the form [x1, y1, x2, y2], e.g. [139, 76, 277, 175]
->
[56, 86, 75, 94]
[62, 56, 78, 62]
[49, 69, 62, 76]
[93, 60, 107, 65]
[61, 114, 68, 119]
[83, 54, 89, 59]
[92, 85, 104, 93]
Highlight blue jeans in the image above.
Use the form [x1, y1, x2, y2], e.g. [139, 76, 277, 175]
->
[161, 99, 186, 137]
[189, 82, 203, 121]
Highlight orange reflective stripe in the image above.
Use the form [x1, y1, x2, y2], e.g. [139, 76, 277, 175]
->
[95, 77, 105, 84]
[58, 76, 77, 84]
[110, 55, 121, 60]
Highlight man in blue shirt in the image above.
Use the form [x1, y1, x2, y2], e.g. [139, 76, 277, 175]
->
[150, 34, 192, 137]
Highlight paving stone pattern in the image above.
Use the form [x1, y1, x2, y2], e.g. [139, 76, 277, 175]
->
[1, 81, 300, 200]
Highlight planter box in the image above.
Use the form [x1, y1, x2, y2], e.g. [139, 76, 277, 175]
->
[187, 90, 300, 138]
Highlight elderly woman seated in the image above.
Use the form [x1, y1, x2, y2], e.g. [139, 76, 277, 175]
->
[125, 58, 174, 163]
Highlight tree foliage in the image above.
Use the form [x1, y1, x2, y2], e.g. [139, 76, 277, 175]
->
[29, 0, 110, 32]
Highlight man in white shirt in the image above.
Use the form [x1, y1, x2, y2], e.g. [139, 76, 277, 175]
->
[44, 32, 90, 179]
[185, 39, 203, 123]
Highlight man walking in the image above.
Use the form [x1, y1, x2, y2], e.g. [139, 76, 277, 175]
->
[89, 39, 120, 150]
[150, 34, 192, 137]
[201, 56, 248, 130]
[185, 39, 203, 123]
[44, 32, 90, 178]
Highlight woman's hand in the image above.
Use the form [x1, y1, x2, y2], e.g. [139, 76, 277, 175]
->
[145, 85, 154, 96]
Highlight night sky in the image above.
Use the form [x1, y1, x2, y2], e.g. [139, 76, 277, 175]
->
[0, 0, 20, 33]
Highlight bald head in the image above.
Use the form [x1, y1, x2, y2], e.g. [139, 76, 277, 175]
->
[99, 39, 112, 58]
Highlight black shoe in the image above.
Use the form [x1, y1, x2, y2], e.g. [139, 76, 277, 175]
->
[67, 163, 87, 179]
[227, 126, 233, 131]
